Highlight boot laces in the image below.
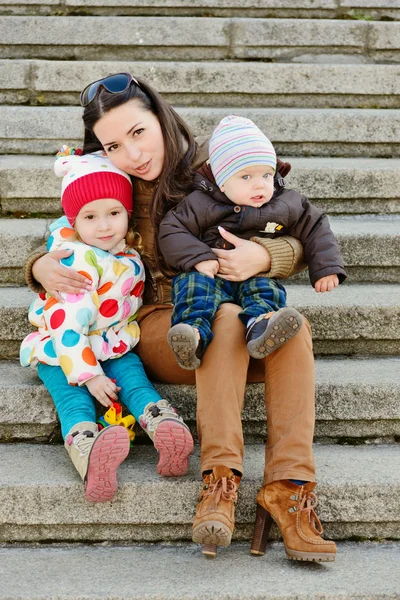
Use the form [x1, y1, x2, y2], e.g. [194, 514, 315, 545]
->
[141, 400, 183, 431]
[205, 476, 237, 504]
[70, 430, 96, 456]
[299, 490, 324, 535]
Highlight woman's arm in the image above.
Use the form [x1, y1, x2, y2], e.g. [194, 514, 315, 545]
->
[26, 247, 93, 302]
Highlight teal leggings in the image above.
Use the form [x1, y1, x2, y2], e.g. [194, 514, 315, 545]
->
[37, 351, 162, 439]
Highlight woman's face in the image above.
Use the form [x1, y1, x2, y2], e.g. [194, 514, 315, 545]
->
[93, 99, 165, 181]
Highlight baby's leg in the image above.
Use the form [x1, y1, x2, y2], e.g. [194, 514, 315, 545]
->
[168, 272, 227, 369]
[236, 278, 302, 359]
[37, 363, 129, 502]
[104, 352, 194, 477]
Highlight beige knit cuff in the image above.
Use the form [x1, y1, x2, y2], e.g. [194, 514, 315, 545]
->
[24, 246, 47, 294]
[251, 235, 307, 279]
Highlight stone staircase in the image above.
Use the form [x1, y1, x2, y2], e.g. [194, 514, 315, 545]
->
[0, 2, 399, 598]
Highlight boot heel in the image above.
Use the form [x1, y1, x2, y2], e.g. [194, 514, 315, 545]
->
[250, 503, 273, 556]
[202, 543, 217, 558]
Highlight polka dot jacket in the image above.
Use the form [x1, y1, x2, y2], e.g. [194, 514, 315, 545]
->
[20, 217, 145, 386]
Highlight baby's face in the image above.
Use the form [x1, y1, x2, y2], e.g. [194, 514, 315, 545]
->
[221, 165, 275, 208]
[74, 198, 129, 251]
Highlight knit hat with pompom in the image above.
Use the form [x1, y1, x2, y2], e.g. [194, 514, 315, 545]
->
[54, 146, 133, 225]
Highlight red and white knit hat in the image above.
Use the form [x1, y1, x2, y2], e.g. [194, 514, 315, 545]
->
[54, 146, 133, 225]
[209, 115, 276, 188]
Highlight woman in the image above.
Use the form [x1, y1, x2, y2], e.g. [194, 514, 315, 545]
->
[25, 73, 336, 562]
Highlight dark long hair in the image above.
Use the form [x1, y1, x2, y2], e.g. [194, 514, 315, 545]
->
[82, 75, 197, 275]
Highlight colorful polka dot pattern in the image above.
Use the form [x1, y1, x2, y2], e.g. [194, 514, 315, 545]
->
[20, 224, 145, 386]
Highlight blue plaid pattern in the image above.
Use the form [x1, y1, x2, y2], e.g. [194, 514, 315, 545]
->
[171, 272, 286, 353]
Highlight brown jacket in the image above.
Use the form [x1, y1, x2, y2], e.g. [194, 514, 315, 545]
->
[159, 173, 347, 287]
[24, 137, 305, 303]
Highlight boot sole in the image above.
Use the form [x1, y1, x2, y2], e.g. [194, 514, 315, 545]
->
[85, 426, 130, 503]
[167, 324, 201, 370]
[247, 307, 302, 359]
[154, 419, 194, 477]
[192, 520, 232, 547]
[286, 547, 336, 562]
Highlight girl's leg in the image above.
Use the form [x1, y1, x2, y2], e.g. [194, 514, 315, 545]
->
[37, 363, 130, 502]
[104, 352, 194, 477]
[37, 362, 96, 439]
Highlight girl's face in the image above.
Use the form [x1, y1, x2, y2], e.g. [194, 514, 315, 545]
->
[93, 99, 165, 181]
[74, 199, 129, 251]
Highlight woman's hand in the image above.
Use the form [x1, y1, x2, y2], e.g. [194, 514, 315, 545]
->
[85, 375, 120, 407]
[212, 227, 271, 282]
[32, 250, 93, 302]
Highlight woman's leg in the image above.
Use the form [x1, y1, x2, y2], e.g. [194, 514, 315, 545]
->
[196, 303, 249, 475]
[37, 362, 96, 439]
[248, 317, 316, 484]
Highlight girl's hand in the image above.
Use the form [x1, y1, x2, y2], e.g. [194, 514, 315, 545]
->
[85, 375, 120, 407]
[212, 227, 271, 281]
[32, 250, 93, 302]
[195, 259, 219, 279]
[314, 274, 339, 293]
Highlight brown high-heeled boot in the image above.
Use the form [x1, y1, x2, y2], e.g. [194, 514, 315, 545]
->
[251, 480, 336, 562]
[192, 465, 241, 557]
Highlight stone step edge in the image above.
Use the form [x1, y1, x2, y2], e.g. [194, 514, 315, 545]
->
[0, 542, 399, 600]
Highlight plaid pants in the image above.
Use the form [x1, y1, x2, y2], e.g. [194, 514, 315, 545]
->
[171, 272, 287, 353]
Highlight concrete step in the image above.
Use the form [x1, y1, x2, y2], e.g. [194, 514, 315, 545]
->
[2, 155, 400, 217]
[3, 106, 400, 158]
[0, 442, 399, 542]
[0, 542, 399, 600]
[2, 60, 400, 108]
[2, 216, 399, 286]
[2, 16, 400, 62]
[1, 0, 399, 20]
[1, 357, 399, 443]
[1, 283, 400, 358]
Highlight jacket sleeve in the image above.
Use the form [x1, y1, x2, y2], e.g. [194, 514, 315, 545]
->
[24, 244, 48, 294]
[250, 235, 307, 279]
[158, 194, 218, 272]
[42, 243, 104, 386]
[286, 195, 347, 287]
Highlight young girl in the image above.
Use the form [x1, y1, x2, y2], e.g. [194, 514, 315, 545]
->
[20, 146, 194, 503]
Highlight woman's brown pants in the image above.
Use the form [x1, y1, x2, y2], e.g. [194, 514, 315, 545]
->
[137, 303, 316, 484]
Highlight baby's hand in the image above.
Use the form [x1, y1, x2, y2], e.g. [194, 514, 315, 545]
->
[195, 259, 219, 279]
[314, 274, 339, 293]
[85, 375, 119, 407]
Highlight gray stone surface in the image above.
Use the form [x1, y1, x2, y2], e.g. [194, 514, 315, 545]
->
[0, 443, 398, 542]
[1, 284, 400, 357]
[2, 155, 400, 216]
[2, 17, 399, 62]
[2, 106, 400, 157]
[1, 357, 399, 441]
[2, 0, 399, 19]
[1, 60, 400, 107]
[0, 542, 399, 600]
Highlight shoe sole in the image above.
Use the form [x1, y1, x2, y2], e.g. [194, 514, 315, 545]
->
[85, 426, 130, 503]
[192, 520, 232, 547]
[154, 419, 194, 477]
[286, 547, 336, 562]
[247, 307, 303, 359]
[167, 324, 200, 370]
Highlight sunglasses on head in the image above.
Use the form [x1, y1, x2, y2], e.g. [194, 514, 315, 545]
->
[80, 72, 140, 107]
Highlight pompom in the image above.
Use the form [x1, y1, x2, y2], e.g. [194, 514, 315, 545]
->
[56, 145, 83, 158]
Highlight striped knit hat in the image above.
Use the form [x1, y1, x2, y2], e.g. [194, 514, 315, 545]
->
[209, 115, 276, 188]
[54, 146, 133, 225]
